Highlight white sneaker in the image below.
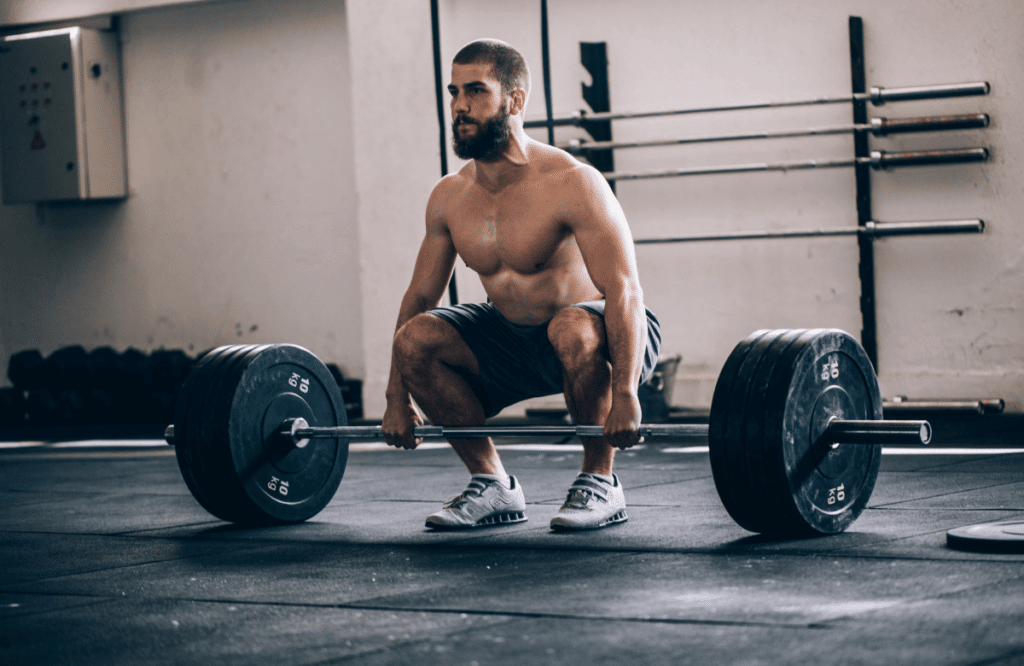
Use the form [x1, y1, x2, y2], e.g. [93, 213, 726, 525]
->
[426, 476, 527, 529]
[550, 473, 628, 531]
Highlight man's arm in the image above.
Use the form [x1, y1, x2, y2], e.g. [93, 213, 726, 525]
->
[382, 180, 460, 448]
[562, 165, 648, 449]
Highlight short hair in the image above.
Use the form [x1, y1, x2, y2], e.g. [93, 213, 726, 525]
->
[453, 39, 531, 102]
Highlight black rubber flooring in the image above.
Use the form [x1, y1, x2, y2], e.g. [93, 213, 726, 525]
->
[1, 426, 1022, 665]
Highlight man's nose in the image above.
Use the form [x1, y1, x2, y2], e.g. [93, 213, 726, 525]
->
[452, 94, 469, 115]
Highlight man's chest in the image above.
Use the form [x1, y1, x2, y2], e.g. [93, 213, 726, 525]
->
[449, 195, 569, 275]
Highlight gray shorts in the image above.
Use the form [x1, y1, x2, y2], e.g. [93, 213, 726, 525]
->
[427, 301, 662, 418]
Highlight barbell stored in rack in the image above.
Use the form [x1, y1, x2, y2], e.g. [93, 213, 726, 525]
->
[524, 81, 990, 129]
[166, 329, 932, 537]
[605, 147, 989, 181]
[633, 219, 984, 245]
[561, 113, 990, 154]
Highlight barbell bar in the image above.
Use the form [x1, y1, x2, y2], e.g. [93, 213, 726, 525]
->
[633, 219, 984, 245]
[562, 113, 990, 154]
[524, 81, 990, 129]
[258, 415, 930, 449]
[605, 147, 989, 181]
[164, 415, 931, 448]
[166, 330, 931, 536]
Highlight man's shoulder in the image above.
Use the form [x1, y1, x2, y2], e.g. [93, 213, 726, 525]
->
[428, 169, 473, 207]
[530, 146, 606, 196]
[532, 143, 601, 182]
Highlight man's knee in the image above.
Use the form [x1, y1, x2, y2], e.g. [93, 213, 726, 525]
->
[548, 307, 607, 371]
[393, 313, 478, 376]
[393, 314, 445, 373]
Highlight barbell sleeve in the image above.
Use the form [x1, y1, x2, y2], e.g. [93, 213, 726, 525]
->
[823, 419, 932, 446]
[870, 81, 990, 104]
[873, 147, 989, 168]
[871, 113, 989, 136]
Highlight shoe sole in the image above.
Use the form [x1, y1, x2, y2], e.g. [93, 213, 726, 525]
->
[550, 509, 628, 532]
[425, 510, 528, 530]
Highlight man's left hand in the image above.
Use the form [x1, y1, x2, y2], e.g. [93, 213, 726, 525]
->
[603, 393, 643, 449]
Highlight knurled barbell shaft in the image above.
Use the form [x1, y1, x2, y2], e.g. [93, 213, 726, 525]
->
[284, 421, 707, 442]
[524, 82, 990, 128]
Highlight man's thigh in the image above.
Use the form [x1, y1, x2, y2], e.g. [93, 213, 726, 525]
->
[569, 300, 663, 388]
[428, 303, 565, 417]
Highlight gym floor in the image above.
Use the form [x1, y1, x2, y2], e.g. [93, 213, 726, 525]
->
[1, 418, 1022, 665]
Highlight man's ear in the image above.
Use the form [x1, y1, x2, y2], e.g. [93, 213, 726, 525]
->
[509, 87, 527, 116]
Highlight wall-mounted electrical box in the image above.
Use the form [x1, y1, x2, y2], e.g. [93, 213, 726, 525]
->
[0, 27, 127, 203]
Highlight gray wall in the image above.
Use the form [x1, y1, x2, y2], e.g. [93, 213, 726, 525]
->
[1, 0, 1021, 416]
[1, 0, 366, 378]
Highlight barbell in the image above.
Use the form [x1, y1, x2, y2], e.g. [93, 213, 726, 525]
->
[166, 329, 930, 537]
[633, 219, 984, 245]
[524, 81, 990, 129]
[562, 113, 990, 154]
[604, 147, 989, 181]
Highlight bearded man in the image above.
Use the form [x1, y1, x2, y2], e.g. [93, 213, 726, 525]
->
[382, 39, 661, 531]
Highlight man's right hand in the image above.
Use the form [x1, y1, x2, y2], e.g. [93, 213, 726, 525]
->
[381, 397, 424, 450]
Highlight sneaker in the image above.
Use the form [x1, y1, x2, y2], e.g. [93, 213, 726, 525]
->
[550, 473, 628, 531]
[425, 475, 527, 529]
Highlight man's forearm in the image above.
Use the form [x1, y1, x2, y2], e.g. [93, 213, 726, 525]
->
[603, 283, 647, 397]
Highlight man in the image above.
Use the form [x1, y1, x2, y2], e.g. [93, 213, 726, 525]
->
[382, 39, 661, 531]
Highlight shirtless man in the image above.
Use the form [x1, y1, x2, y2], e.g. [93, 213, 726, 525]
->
[382, 39, 661, 531]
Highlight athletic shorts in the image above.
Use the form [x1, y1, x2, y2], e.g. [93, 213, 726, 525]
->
[427, 300, 662, 418]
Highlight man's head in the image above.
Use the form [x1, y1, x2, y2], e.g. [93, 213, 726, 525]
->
[449, 39, 531, 160]
[453, 39, 531, 101]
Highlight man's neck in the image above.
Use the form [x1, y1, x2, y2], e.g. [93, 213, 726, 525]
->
[472, 125, 531, 192]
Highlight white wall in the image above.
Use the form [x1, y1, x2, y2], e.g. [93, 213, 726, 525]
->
[1, 0, 1021, 417]
[0, 0, 364, 378]
[345, 0, 445, 419]
[436, 0, 1023, 412]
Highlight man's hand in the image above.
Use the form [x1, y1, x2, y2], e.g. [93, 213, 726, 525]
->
[603, 392, 643, 450]
[381, 397, 424, 450]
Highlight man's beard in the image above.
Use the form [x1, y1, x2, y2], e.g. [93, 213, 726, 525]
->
[452, 105, 511, 160]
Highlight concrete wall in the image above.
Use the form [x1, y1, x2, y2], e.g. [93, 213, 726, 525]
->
[0, 0, 366, 379]
[1, 0, 1021, 417]
[437, 0, 1024, 412]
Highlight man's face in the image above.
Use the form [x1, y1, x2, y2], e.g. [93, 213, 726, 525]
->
[448, 62, 512, 160]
